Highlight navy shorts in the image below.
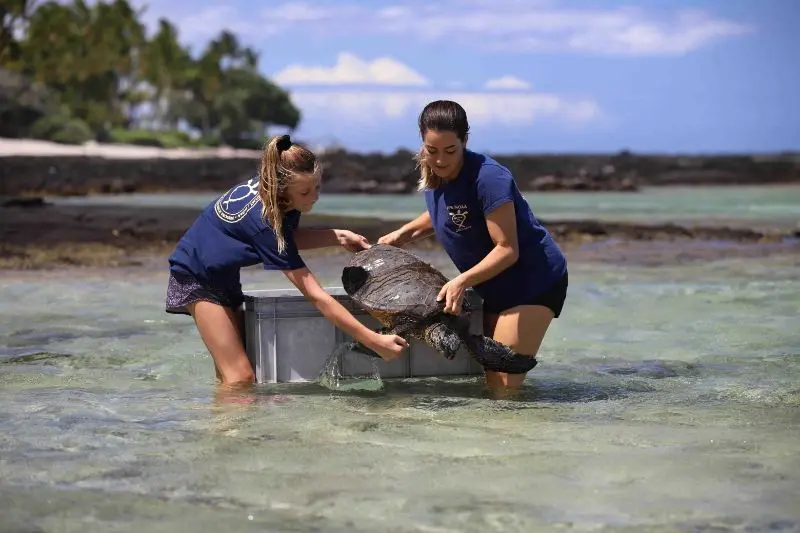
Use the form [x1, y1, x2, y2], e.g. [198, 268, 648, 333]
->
[482, 271, 568, 317]
[165, 271, 244, 316]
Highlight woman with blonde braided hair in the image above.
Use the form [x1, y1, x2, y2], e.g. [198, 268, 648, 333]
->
[166, 134, 408, 387]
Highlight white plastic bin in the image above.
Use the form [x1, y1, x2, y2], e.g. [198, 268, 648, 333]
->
[243, 287, 485, 383]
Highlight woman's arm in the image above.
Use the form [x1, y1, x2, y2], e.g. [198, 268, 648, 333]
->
[377, 211, 434, 247]
[282, 267, 408, 360]
[294, 228, 370, 252]
[437, 201, 519, 314]
[458, 201, 519, 288]
[293, 228, 339, 249]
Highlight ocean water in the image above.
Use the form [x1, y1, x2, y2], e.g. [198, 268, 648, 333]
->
[1, 246, 798, 532]
[52, 184, 800, 229]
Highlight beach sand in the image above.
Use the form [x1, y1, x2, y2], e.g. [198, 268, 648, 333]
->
[0, 137, 263, 159]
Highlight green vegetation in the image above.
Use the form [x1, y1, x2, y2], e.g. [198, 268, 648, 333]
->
[0, 0, 299, 147]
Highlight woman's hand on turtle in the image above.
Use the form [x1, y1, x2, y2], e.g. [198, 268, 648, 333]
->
[437, 276, 467, 315]
[371, 333, 409, 361]
[335, 230, 371, 252]
[377, 230, 405, 247]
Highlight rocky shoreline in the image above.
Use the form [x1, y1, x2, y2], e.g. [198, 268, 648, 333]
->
[3, 140, 798, 270]
[2, 199, 797, 270]
[1, 139, 798, 197]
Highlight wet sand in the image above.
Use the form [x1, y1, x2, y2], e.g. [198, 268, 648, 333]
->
[2, 200, 798, 271]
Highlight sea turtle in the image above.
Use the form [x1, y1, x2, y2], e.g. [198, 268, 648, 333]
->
[340, 244, 538, 374]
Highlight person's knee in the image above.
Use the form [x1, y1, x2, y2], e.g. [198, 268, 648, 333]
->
[217, 357, 255, 385]
[188, 300, 253, 384]
[223, 371, 255, 386]
[493, 304, 553, 355]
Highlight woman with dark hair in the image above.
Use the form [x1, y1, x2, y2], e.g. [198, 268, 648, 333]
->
[378, 100, 568, 393]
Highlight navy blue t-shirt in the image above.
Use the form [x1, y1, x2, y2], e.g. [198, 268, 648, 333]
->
[169, 176, 306, 289]
[424, 150, 567, 310]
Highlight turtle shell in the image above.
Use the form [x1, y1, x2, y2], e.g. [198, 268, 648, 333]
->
[343, 244, 454, 320]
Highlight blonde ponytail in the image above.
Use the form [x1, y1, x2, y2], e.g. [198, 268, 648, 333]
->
[258, 134, 320, 254]
[259, 136, 287, 253]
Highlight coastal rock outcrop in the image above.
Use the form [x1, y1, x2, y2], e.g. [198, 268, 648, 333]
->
[1, 147, 797, 197]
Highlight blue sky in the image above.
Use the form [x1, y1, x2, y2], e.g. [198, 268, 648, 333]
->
[137, 0, 799, 154]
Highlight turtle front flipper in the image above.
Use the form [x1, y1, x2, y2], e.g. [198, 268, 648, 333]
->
[422, 322, 462, 360]
[462, 335, 539, 374]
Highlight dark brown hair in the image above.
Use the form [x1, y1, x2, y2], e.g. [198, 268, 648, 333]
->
[415, 100, 470, 190]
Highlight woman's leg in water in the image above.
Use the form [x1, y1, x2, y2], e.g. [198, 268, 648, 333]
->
[187, 300, 254, 387]
[482, 305, 555, 394]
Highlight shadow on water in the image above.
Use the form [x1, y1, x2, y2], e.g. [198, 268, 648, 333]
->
[590, 358, 702, 379]
[4, 326, 147, 347]
[247, 367, 660, 410]
[1, 326, 152, 373]
[276, 342, 680, 409]
[0, 349, 73, 365]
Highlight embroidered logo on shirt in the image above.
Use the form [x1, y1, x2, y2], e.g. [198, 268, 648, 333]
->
[447, 204, 471, 232]
[214, 177, 261, 223]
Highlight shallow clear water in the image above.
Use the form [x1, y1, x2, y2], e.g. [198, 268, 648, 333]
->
[1, 251, 798, 532]
[52, 185, 800, 229]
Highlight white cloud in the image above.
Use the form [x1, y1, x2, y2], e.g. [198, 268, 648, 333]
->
[287, 90, 601, 126]
[133, 1, 750, 56]
[127, 0, 273, 44]
[485, 76, 531, 90]
[269, 2, 331, 22]
[276, 53, 600, 126]
[274, 52, 428, 86]
[261, 1, 750, 56]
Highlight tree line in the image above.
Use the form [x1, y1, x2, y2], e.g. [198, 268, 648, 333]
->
[0, 0, 301, 148]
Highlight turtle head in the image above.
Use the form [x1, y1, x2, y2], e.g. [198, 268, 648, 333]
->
[342, 266, 370, 296]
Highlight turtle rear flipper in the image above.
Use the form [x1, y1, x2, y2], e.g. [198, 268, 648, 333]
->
[463, 335, 539, 374]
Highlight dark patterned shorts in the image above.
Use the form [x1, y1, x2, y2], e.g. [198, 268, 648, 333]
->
[165, 271, 244, 316]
